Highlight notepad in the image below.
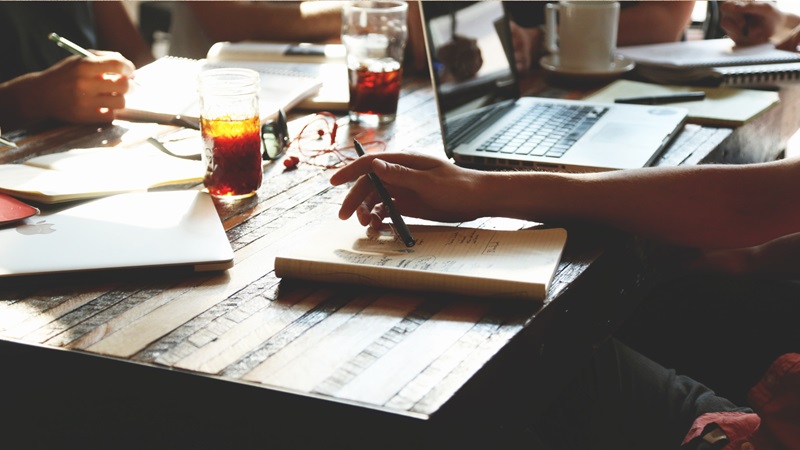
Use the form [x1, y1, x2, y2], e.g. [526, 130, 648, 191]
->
[206, 41, 350, 111]
[583, 79, 780, 127]
[274, 219, 567, 301]
[0, 193, 39, 225]
[118, 55, 323, 125]
[0, 139, 203, 204]
[617, 38, 800, 87]
[618, 38, 800, 69]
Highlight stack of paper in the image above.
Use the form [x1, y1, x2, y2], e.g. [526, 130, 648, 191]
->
[617, 38, 800, 87]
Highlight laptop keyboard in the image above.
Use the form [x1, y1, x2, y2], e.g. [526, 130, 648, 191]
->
[476, 104, 608, 158]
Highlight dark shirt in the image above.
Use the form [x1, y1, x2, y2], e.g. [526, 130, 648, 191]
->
[0, 2, 97, 83]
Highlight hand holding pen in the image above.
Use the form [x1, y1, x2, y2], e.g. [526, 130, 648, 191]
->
[0, 127, 18, 149]
[43, 32, 136, 124]
[719, 1, 782, 47]
[352, 139, 416, 247]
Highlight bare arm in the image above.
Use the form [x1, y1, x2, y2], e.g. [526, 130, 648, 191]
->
[690, 231, 800, 275]
[92, 1, 154, 67]
[720, 1, 800, 48]
[186, 1, 343, 44]
[617, 1, 696, 46]
[0, 53, 135, 130]
[330, 153, 800, 249]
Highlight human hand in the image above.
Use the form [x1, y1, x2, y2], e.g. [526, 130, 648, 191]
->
[774, 24, 800, 51]
[720, 1, 781, 47]
[689, 231, 800, 276]
[330, 152, 490, 229]
[33, 51, 136, 124]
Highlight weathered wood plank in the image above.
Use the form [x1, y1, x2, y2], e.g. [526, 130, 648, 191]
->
[173, 287, 333, 374]
[328, 302, 489, 406]
[243, 294, 423, 391]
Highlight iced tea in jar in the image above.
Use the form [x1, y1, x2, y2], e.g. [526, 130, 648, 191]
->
[342, 1, 408, 125]
[198, 68, 262, 198]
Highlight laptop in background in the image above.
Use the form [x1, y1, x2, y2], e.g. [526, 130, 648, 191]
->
[0, 191, 233, 277]
[420, 1, 688, 172]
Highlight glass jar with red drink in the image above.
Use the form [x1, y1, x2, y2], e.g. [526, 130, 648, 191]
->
[198, 68, 262, 199]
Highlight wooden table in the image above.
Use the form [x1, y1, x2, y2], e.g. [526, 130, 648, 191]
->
[0, 74, 793, 448]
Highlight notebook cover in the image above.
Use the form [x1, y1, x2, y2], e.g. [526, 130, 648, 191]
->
[0, 193, 39, 225]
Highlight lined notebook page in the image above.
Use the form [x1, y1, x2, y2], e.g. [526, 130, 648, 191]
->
[119, 56, 322, 124]
[274, 219, 567, 301]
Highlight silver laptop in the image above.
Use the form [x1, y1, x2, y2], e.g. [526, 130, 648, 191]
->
[420, 1, 687, 172]
[0, 190, 233, 277]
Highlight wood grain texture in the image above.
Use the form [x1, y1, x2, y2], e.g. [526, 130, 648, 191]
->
[0, 74, 748, 421]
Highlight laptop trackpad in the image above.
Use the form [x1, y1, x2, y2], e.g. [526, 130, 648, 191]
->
[591, 123, 663, 145]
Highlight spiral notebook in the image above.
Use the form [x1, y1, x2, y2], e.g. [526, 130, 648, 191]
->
[618, 38, 800, 87]
[118, 56, 322, 126]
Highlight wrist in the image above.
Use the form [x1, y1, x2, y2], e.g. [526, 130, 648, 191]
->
[479, 171, 551, 220]
[0, 73, 43, 131]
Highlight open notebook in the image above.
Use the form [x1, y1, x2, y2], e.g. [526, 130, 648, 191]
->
[118, 56, 323, 126]
[0, 135, 203, 204]
[0, 190, 233, 277]
[275, 219, 567, 301]
[618, 38, 800, 87]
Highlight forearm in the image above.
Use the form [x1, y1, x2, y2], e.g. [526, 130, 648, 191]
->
[0, 74, 47, 131]
[483, 161, 800, 248]
[617, 2, 695, 46]
[190, 1, 343, 44]
[92, 2, 153, 67]
[774, 10, 800, 43]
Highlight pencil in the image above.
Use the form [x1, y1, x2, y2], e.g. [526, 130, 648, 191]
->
[353, 139, 416, 247]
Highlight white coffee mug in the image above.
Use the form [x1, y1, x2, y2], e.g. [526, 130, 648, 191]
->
[545, 1, 620, 71]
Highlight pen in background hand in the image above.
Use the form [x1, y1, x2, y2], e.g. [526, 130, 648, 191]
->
[353, 139, 416, 248]
[614, 91, 706, 105]
[742, 14, 752, 38]
[48, 32, 143, 89]
[48, 32, 94, 58]
[0, 127, 18, 149]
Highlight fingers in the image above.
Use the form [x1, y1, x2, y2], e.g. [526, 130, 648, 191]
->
[339, 175, 378, 221]
[334, 154, 442, 225]
[776, 26, 800, 52]
[329, 152, 442, 186]
[81, 52, 136, 78]
[720, 1, 779, 46]
[42, 55, 134, 125]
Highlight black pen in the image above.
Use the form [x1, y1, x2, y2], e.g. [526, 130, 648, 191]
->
[614, 91, 706, 105]
[353, 139, 416, 248]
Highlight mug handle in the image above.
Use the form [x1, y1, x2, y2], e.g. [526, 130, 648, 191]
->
[545, 3, 559, 54]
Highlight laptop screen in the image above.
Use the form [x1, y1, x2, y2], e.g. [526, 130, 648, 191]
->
[421, 1, 519, 156]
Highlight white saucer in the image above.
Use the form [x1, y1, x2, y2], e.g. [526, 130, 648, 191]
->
[540, 54, 636, 77]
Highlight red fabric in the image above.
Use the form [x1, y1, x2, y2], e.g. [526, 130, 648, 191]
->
[683, 353, 800, 450]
